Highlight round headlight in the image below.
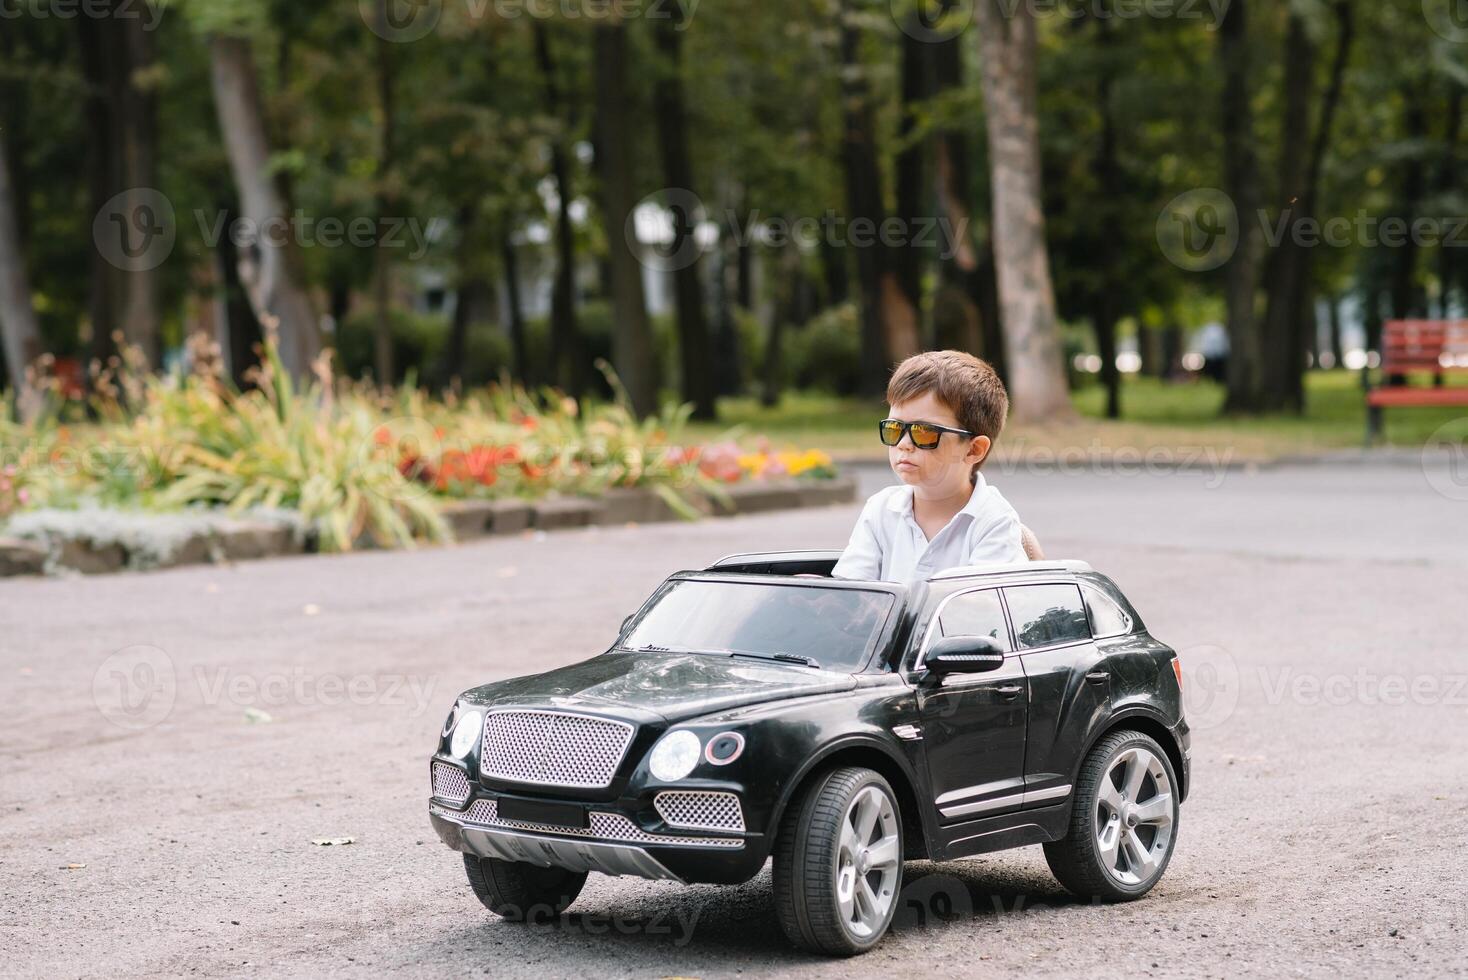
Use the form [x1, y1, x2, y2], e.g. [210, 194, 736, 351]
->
[450, 709, 483, 759]
[441, 703, 460, 738]
[648, 730, 702, 782]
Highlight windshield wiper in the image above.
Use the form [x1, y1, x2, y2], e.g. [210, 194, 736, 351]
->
[729, 650, 822, 669]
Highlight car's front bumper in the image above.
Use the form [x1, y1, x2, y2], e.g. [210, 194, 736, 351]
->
[430, 806, 688, 881]
[428, 778, 770, 885]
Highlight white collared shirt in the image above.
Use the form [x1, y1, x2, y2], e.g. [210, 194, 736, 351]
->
[830, 472, 1027, 584]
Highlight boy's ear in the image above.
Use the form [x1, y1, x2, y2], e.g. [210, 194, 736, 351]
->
[969, 435, 992, 465]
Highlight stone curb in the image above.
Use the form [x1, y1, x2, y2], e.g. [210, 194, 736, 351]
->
[0, 476, 857, 579]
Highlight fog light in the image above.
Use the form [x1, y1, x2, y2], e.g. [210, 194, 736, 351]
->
[705, 731, 745, 766]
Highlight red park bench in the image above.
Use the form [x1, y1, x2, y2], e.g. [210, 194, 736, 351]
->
[1364, 319, 1468, 443]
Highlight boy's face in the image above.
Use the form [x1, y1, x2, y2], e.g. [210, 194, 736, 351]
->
[885, 391, 992, 493]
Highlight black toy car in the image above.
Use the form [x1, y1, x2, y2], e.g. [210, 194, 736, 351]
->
[428, 552, 1190, 955]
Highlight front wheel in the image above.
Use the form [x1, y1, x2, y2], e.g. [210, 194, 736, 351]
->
[772, 766, 904, 956]
[1044, 730, 1180, 901]
[462, 854, 587, 921]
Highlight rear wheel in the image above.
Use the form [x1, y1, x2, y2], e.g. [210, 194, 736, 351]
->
[772, 766, 903, 956]
[462, 854, 587, 921]
[1044, 730, 1179, 901]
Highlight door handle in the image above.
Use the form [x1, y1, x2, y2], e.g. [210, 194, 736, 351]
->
[1085, 671, 1110, 685]
[995, 684, 1024, 699]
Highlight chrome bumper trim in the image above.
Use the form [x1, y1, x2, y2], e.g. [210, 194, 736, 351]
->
[431, 810, 684, 882]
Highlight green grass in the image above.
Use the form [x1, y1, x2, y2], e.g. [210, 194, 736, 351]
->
[688, 371, 1468, 462]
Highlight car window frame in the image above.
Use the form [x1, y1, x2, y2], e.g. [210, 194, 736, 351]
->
[616, 572, 907, 675]
[999, 581, 1095, 653]
[1080, 581, 1134, 639]
[910, 585, 1019, 672]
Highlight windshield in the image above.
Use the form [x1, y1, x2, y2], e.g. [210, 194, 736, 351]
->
[621, 579, 895, 672]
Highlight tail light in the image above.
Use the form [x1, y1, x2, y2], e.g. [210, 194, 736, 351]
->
[1171, 656, 1183, 692]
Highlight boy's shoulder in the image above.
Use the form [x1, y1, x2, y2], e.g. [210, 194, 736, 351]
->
[860, 483, 911, 515]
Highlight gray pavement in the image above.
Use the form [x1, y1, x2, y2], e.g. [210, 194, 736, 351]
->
[2, 458, 1466, 978]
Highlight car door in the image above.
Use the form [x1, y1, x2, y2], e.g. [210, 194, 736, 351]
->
[1003, 582, 1109, 808]
[913, 588, 1029, 821]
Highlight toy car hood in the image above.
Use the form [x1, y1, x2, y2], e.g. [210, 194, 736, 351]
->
[459, 650, 857, 724]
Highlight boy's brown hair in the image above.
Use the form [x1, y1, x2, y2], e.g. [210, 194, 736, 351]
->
[886, 350, 1008, 479]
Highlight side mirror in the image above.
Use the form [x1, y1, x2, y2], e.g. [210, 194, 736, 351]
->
[924, 635, 1006, 676]
[620, 615, 633, 636]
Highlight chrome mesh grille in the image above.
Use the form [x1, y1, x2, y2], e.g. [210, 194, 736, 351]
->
[654, 791, 745, 832]
[432, 799, 741, 848]
[431, 762, 470, 805]
[480, 710, 634, 788]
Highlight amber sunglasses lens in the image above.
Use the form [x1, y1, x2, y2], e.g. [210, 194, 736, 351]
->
[878, 420, 904, 446]
[908, 423, 942, 448]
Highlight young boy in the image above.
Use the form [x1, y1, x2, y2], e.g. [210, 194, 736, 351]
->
[830, 350, 1027, 583]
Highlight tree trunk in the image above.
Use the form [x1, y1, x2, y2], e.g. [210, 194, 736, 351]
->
[931, 16, 1006, 375]
[653, 1, 715, 419]
[893, 11, 930, 346]
[207, 34, 321, 381]
[1218, 0, 1266, 414]
[592, 21, 657, 416]
[713, 222, 744, 397]
[1390, 84, 1428, 323]
[212, 201, 264, 389]
[1438, 87, 1462, 320]
[116, 10, 161, 368]
[1327, 294, 1343, 367]
[372, 13, 397, 386]
[534, 20, 583, 397]
[821, 235, 849, 307]
[1093, 7, 1122, 418]
[438, 203, 477, 389]
[0, 129, 43, 419]
[500, 231, 529, 386]
[1257, 11, 1316, 413]
[76, 13, 120, 368]
[839, 1, 920, 396]
[973, 0, 1072, 421]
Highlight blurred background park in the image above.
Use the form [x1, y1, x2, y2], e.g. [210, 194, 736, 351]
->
[2, 0, 1468, 554]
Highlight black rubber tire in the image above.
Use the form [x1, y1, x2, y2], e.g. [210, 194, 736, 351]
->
[1043, 730, 1180, 902]
[462, 853, 588, 922]
[772, 766, 903, 956]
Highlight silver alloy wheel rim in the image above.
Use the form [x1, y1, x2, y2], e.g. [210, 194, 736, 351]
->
[835, 784, 901, 940]
[1095, 745, 1175, 886]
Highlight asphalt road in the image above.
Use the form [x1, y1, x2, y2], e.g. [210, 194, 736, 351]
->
[3, 456, 1466, 978]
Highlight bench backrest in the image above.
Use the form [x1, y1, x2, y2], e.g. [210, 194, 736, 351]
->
[1380, 319, 1468, 374]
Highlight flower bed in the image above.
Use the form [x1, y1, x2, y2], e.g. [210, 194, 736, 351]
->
[1, 344, 842, 556]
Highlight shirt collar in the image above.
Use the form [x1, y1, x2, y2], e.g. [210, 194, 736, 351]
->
[886, 471, 991, 521]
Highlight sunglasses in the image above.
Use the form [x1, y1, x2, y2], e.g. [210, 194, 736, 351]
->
[878, 417, 975, 450]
